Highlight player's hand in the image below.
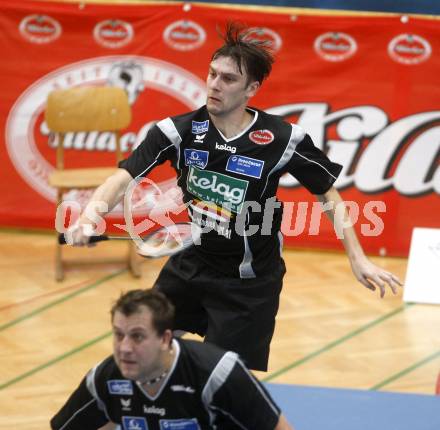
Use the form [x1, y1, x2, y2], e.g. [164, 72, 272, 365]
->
[350, 257, 402, 298]
[64, 221, 96, 247]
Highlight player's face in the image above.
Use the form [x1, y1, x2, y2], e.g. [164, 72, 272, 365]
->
[206, 55, 259, 118]
[112, 307, 171, 382]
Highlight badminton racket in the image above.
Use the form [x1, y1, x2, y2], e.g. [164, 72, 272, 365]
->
[58, 222, 201, 258]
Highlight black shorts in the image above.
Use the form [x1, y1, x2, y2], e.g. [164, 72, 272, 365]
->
[153, 246, 286, 371]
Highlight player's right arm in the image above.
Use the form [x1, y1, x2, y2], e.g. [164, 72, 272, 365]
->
[50, 373, 110, 430]
[69, 122, 177, 245]
[69, 168, 133, 245]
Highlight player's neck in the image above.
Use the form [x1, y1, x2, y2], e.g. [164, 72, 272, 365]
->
[211, 108, 253, 139]
[139, 343, 175, 395]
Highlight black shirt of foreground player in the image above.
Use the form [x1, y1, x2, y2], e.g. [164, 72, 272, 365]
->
[50, 338, 281, 430]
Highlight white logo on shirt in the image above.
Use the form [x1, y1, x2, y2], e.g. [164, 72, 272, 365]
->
[194, 133, 206, 143]
[170, 384, 196, 393]
[143, 405, 166, 416]
[215, 142, 236, 154]
[121, 398, 131, 411]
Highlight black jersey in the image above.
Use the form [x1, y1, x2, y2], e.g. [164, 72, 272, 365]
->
[120, 106, 342, 278]
[50, 339, 281, 430]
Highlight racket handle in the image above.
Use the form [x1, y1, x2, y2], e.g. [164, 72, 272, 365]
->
[58, 233, 110, 245]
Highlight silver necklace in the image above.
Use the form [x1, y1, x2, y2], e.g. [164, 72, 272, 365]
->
[139, 345, 174, 386]
[139, 370, 168, 386]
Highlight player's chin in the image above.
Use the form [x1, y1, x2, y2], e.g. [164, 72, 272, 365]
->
[206, 102, 222, 115]
[118, 360, 139, 378]
[120, 368, 138, 381]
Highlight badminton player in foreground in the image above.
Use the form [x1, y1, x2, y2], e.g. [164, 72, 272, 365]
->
[51, 289, 294, 429]
[66, 22, 402, 372]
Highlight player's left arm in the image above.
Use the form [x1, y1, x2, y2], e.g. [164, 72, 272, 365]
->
[316, 186, 402, 298]
[275, 414, 294, 430]
[98, 423, 118, 430]
[208, 356, 294, 430]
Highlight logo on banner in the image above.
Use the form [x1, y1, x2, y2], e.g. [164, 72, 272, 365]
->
[314, 32, 357, 62]
[249, 129, 274, 145]
[266, 103, 440, 196]
[19, 15, 62, 44]
[5, 56, 206, 208]
[94, 19, 134, 48]
[388, 34, 431, 65]
[184, 149, 209, 169]
[243, 27, 282, 52]
[163, 20, 206, 51]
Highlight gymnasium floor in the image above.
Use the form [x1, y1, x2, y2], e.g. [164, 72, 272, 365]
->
[0, 230, 439, 429]
[269, 383, 440, 429]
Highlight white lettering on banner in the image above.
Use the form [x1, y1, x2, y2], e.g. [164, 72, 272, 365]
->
[6, 49, 439, 208]
[42, 121, 153, 153]
[356, 117, 440, 194]
[267, 103, 440, 196]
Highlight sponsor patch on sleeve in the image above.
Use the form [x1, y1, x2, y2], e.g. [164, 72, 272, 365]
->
[184, 149, 209, 169]
[160, 418, 200, 429]
[107, 380, 133, 395]
[191, 120, 209, 134]
[122, 416, 148, 430]
[226, 155, 264, 179]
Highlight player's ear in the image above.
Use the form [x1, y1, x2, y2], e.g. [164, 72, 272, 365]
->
[246, 80, 260, 98]
[161, 329, 173, 349]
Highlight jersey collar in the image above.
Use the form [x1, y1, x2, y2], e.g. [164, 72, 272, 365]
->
[215, 108, 258, 143]
[136, 338, 181, 401]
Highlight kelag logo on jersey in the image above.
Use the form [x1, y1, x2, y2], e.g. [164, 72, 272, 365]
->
[122, 416, 148, 430]
[184, 149, 209, 169]
[187, 167, 248, 214]
[108, 380, 133, 395]
[226, 155, 264, 179]
[160, 418, 201, 429]
[215, 142, 236, 154]
[191, 120, 209, 134]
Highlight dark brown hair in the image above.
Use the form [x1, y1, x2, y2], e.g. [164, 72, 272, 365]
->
[211, 22, 275, 85]
[111, 289, 174, 336]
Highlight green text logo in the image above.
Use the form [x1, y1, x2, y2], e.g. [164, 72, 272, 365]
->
[187, 167, 248, 213]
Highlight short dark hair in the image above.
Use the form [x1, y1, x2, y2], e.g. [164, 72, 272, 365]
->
[211, 22, 275, 85]
[111, 289, 174, 336]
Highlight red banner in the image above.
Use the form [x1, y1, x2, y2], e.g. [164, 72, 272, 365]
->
[1, 0, 439, 256]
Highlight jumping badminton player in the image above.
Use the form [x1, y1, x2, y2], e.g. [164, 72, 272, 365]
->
[68, 22, 402, 371]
